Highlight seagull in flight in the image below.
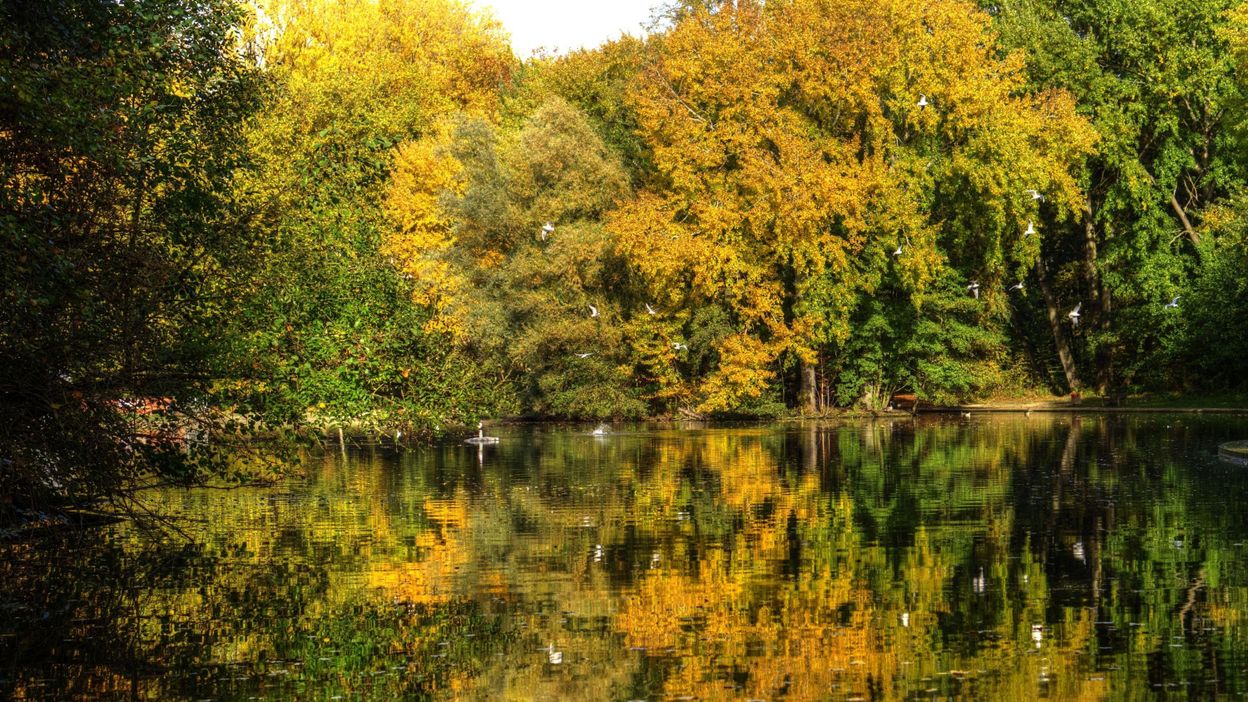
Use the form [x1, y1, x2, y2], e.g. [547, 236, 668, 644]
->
[588, 304, 598, 318]
[968, 281, 980, 299]
[1068, 302, 1082, 326]
[575, 352, 593, 359]
[541, 222, 554, 240]
[1009, 281, 1025, 292]
[893, 244, 904, 257]
[1025, 189, 1045, 202]
[645, 303, 656, 315]
[917, 95, 929, 109]
[1165, 296, 1180, 310]
[672, 342, 688, 351]
[1024, 221, 1036, 237]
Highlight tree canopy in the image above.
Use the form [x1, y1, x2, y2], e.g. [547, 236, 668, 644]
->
[4, 0, 1248, 518]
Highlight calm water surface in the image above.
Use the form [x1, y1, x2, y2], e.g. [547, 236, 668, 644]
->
[4, 414, 1248, 700]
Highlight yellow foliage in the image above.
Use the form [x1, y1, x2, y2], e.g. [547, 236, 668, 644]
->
[254, 0, 513, 124]
[697, 333, 783, 414]
[382, 128, 470, 337]
[608, 0, 1094, 409]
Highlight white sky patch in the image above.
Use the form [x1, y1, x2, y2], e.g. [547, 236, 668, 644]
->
[475, 0, 658, 57]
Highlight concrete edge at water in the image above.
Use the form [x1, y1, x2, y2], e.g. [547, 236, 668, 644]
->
[928, 406, 1248, 415]
[1221, 441, 1248, 466]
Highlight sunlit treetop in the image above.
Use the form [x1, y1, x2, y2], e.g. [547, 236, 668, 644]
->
[608, 0, 1094, 412]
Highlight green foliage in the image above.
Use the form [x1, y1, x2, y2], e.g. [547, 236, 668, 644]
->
[1170, 199, 1248, 390]
[385, 98, 646, 419]
[229, 0, 518, 433]
[832, 273, 1007, 408]
[986, 0, 1248, 393]
[0, 0, 263, 517]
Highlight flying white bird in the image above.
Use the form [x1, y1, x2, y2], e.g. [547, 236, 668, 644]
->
[541, 222, 554, 240]
[917, 94, 929, 108]
[1009, 281, 1025, 292]
[968, 281, 981, 299]
[575, 353, 593, 359]
[1026, 189, 1045, 202]
[672, 342, 688, 351]
[1068, 302, 1082, 326]
[1024, 221, 1036, 237]
[645, 303, 656, 315]
[588, 304, 598, 318]
[893, 244, 904, 257]
[1165, 296, 1180, 310]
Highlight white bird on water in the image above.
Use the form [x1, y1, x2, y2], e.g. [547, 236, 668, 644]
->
[588, 304, 598, 318]
[1165, 296, 1180, 310]
[968, 281, 981, 299]
[591, 423, 610, 436]
[645, 303, 656, 315]
[464, 421, 499, 445]
[1068, 302, 1082, 326]
[1024, 220, 1036, 237]
[541, 222, 554, 240]
[1009, 281, 1025, 292]
[917, 94, 929, 109]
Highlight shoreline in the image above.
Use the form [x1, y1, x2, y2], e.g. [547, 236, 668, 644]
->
[923, 404, 1248, 415]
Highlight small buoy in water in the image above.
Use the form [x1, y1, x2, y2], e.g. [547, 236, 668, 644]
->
[465, 421, 499, 445]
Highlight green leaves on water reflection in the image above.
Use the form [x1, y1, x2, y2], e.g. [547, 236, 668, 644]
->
[3, 415, 1248, 700]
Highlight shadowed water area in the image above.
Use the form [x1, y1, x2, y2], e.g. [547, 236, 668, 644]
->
[4, 414, 1248, 700]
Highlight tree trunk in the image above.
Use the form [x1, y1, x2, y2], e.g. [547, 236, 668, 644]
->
[1036, 256, 1080, 391]
[1170, 192, 1201, 248]
[1083, 197, 1110, 393]
[800, 362, 818, 416]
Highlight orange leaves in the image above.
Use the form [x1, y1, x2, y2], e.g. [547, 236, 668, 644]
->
[604, 0, 1096, 411]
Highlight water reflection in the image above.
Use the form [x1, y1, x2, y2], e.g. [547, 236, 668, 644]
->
[4, 414, 1248, 700]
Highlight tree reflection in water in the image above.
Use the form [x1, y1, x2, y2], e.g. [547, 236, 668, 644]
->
[3, 414, 1248, 700]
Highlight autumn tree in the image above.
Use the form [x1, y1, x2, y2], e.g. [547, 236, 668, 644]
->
[228, 0, 518, 430]
[384, 98, 646, 418]
[611, 0, 1093, 413]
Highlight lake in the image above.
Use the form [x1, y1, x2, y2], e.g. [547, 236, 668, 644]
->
[3, 414, 1248, 700]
